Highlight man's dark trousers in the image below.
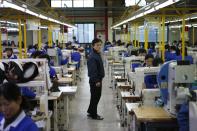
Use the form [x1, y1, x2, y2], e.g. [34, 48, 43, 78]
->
[87, 81, 102, 117]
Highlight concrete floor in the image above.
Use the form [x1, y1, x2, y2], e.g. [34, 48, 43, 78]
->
[69, 64, 124, 131]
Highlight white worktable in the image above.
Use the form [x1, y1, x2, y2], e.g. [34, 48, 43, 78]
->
[58, 86, 77, 130]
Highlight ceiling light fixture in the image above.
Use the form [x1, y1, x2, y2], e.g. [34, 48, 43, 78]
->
[0, 0, 75, 28]
[112, 0, 181, 29]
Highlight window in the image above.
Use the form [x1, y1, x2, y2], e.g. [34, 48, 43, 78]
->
[138, 26, 167, 42]
[62, 1, 72, 7]
[51, 0, 94, 8]
[73, 23, 95, 43]
[125, 0, 146, 7]
[51, 1, 62, 7]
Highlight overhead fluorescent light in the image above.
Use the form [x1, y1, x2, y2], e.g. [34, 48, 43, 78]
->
[113, 27, 121, 30]
[154, 2, 159, 6]
[169, 24, 197, 28]
[7, 28, 19, 32]
[190, 17, 197, 20]
[0, 1, 25, 12]
[144, 8, 155, 15]
[25, 9, 39, 17]
[39, 14, 48, 20]
[112, 0, 181, 29]
[0, 20, 17, 25]
[155, 0, 180, 10]
[0, 1, 75, 28]
[166, 15, 197, 23]
[22, 4, 27, 8]
[145, 6, 151, 11]
[0, 20, 24, 26]
[40, 26, 48, 29]
[0, 27, 19, 32]
[135, 13, 143, 19]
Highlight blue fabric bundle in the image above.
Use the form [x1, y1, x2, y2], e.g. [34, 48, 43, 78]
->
[177, 103, 189, 131]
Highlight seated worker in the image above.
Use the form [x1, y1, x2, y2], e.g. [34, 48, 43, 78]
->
[0, 82, 38, 131]
[165, 44, 170, 61]
[166, 45, 177, 61]
[28, 45, 36, 54]
[144, 56, 158, 89]
[38, 54, 57, 80]
[154, 44, 160, 58]
[176, 47, 193, 64]
[126, 42, 133, 49]
[148, 44, 156, 55]
[65, 42, 73, 50]
[61, 57, 69, 65]
[138, 48, 147, 57]
[103, 41, 113, 51]
[143, 54, 154, 67]
[71, 48, 81, 69]
[56, 46, 63, 66]
[72, 36, 80, 48]
[5, 48, 17, 59]
[30, 50, 45, 58]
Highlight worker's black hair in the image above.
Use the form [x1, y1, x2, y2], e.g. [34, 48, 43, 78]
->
[138, 48, 147, 54]
[73, 36, 76, 40]
[170, 45, 176, 51]
[130, 50, 138, 56]
[5, 48, 13, 52]
[165, 44, 170, 51]
[145, 54, 154, 60]
[30, 51, 44, 58]
[153, 58, 163, 67]
[173, 40, 177, 43]
[0, 82, 29, 110]
[73, 47, 78, 51]
[92, 38, 102, 46]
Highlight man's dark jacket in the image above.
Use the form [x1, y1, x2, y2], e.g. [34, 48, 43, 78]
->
[87, 49, 105, 83]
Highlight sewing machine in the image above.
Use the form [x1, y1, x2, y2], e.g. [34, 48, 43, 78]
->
[123, 56, 144, 72]
[130, 66, 160, 96]
[158, 61, 195, 115]
[61, 49, 73, 63]
[47, 48, 60, 66]
[108, 46, 127, 61]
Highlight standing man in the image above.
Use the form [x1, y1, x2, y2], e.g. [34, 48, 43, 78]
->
[87, 38, 105, 120]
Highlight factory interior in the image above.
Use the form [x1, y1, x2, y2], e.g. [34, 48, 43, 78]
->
[0, 0, 197, 131]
